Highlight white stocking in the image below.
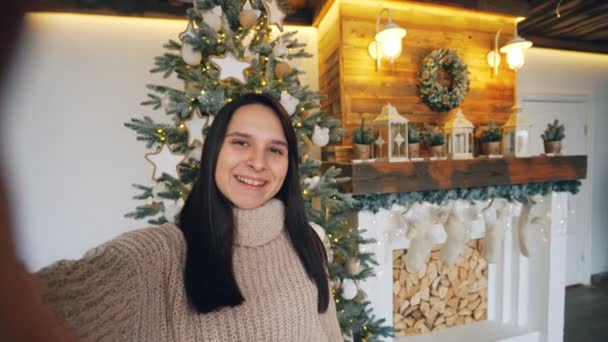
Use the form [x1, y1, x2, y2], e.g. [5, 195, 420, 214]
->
[517, 201, 533, 257]
[404, 219, 435, 273]
[440, 213, 469, 265]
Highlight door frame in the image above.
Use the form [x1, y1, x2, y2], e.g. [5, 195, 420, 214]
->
[521, 91, 593, 285]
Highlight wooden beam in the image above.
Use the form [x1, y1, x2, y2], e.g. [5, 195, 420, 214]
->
[582, 29, 608, 41]
[325, 156, 587, 195]
[548, 0, 601, 31]
[569, 12, 608, 36]
[550, 14, 604, 37]
[521, 34, 608, 54]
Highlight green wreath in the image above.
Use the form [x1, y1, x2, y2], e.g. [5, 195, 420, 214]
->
[418, 49, 470, 112]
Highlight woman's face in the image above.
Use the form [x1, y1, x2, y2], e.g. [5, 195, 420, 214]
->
[215, 104, 289, 209]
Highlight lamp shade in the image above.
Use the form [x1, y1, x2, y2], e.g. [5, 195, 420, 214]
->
[499, 35, 532, 70]
[375, 22, 406, 59]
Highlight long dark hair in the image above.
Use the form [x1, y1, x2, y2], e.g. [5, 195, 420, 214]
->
[178, 93, 329, 314]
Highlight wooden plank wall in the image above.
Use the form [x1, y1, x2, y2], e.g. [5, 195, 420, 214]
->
[317, 0, 343, 121]
[317, 0, 519, 145]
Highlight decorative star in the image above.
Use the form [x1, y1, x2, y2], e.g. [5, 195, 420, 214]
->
[210, 52, 251, 84]
[263, 0, 286, 32]
[183, 109, 208, 146]
[145, 144, 186, 181]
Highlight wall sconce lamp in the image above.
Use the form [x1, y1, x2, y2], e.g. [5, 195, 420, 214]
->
[367, 8, 406, 70]
[487, 18, 532, 76]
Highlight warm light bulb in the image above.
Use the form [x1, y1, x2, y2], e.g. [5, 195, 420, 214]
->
[506, 47, 525, 70]
[375, 24, 406, 60]
[499, 34, 532, 71]
[381, 35, 402, 58]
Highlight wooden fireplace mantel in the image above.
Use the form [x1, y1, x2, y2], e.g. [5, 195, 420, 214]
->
[324, 155, 587, 195]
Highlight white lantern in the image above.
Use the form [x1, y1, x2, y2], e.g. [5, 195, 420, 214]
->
[444, 108, 474, 159]
[502, 104, 531, 157]
[371, 103, 409, 162]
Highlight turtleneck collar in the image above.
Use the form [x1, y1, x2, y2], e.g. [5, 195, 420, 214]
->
[233, 198, 285, 247]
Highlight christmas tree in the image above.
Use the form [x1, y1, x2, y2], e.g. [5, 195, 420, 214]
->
[124, 0, 392, 340]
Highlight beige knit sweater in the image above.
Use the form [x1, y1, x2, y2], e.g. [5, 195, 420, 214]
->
[36, 199, 343, 342]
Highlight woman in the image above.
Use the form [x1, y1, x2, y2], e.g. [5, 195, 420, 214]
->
[37, 93, 343, 341]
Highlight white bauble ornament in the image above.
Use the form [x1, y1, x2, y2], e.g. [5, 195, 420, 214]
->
[161, 92, 171, 111]
[279, 91, 299, 116]
[303, 176, 321, 190]
[202, 5, 223, 31]
[341, 279, 358, 300]
[326, 248, 334, 263]
[309, 221, 326, 242]
[272, 37, 287, 58]
[346, 259, 363, 276]
[163, 198, 185, 221]
[312, 125, 330, 147]
[181, 43, 202, 66]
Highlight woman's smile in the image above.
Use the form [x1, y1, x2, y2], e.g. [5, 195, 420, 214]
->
[234, 175, 267, 188]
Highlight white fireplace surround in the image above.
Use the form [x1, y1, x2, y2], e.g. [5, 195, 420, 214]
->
[358, 192, 569, 342]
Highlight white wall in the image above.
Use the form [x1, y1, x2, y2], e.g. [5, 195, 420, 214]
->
[0, 13, 318, 271]
[518, 48, 608, 275]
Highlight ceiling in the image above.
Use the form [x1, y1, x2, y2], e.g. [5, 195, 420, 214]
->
[518, 0, 608, 54]
[26, 0, 608, 54]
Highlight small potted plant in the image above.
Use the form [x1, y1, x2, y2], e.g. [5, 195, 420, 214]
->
[479, 122, 502, 156]
[408, 125, 421, 158]
[352, 118, 373, 159]
[541, 119, 565, 154]
[423, 124, 446, 158]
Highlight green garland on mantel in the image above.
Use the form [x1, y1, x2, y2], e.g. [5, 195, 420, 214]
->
[353, 180, 581, 213]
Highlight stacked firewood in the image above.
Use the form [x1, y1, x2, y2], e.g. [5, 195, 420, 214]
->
[393, 240, 488, 336]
